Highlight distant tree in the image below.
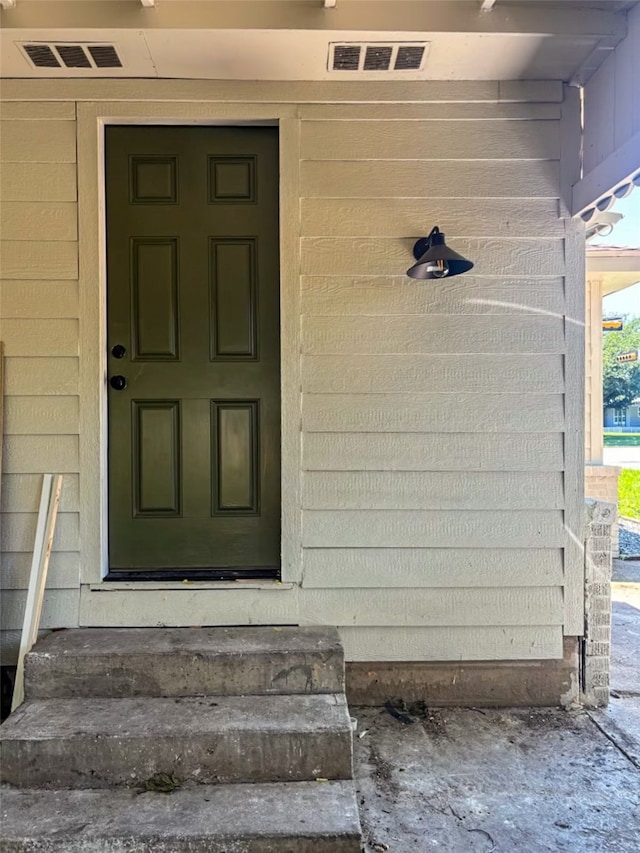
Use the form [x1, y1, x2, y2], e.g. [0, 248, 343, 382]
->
[603, 315, 640, 410]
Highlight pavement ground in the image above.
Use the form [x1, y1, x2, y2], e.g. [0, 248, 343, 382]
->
[352, 560, 640, 852]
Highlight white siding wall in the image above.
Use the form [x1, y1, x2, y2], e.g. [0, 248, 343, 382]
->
[0, 81, 582, 664]
[298, 98, 569, 661]
[0, 102, 81, 663]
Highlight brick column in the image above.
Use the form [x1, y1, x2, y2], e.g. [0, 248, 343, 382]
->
[582, 498, 616, 707]
[585, 464, 622, 556]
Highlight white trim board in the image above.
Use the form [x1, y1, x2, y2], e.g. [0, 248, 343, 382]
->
[2, 79, 564, 105]
[560, 85, 586, 636]
[572, 130, 640, 216]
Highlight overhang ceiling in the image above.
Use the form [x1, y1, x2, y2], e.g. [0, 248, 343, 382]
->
[587, 247, 640, 295]
[0, 0, 637, 82]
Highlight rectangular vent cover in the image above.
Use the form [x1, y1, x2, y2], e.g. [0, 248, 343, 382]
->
[363, 46, 393, 71]
[20, 42, 123, 70]
[330, 42, 428, 73]
[23, 44, 60, 68]
[395, 45, 427, 71]
[88, 45, 123, 68]
[56, 45, 92, 68]
[332, 45, 361, 71]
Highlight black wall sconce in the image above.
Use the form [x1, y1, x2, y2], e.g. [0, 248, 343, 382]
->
[407, 226, 474, 279]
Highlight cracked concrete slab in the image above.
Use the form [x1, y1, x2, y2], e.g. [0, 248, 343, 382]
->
[352, 564, 640, 852]
[353, 705, 640, 852]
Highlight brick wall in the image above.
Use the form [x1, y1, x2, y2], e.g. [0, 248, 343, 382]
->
[582, 498, 616, 707]
[585, 465, 621, 556]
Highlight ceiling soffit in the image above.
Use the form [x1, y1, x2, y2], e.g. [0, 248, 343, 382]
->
[0, 1, 633, 81]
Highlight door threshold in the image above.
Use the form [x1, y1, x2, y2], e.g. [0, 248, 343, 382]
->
[105, 568, 280, 583]
[89, 579, 294, 592]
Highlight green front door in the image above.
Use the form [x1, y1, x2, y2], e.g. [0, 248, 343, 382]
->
[105, 126, 280, 578]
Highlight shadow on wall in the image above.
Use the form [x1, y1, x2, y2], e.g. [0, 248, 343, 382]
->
[1, 667, 16, 722]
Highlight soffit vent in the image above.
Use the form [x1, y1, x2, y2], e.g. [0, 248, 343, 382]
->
[363, 46, 393, 71]
[332, 45, 360, 71]
[56, 45, 92, 68]
[88, 45, 122, 69]
[23, 44, 60, 68]
[395, 45, 427, 71]
[329, 42, 428, 73]
[20, 42, 123, 70]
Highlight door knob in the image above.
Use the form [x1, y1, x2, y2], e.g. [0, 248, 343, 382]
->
[109, 375, 127, 391]
[111, 344, 126, 359]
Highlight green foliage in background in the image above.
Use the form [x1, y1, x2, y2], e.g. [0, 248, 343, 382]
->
[603, 316, 640, 411]
[619, 470, 640, 521]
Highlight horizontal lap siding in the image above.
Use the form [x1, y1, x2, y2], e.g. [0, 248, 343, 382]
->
[338, 626, 564, 662]
[301, 588, 563, 627]
[302, 237, 565, 277]
[303, 472, 564, 510]
[300, 120, 560, 160]
[3, 397, 79, 436]
[1, 282, 79, 318]
[303, 511, 566, 549]
[303, 433, 564, 471]
[2, 512, 79, 553]
[2, 474, 80, 513]
[0, 87, 572, 665]
[301, 200, 564, 238]
[0, 204, 78, 242]
[302, 161, 560, 198]
[301, 277, 566, 315]
[0, 163, 77, 202]
[303, 315, 565, 354]
[303, 354, 564, 393]
[2, 435, 79, 473]
[300, 99, 566, 660]
[1, 552, 80, 590]
[303, 549, 564, 589]
[0, 106, 80, 663]
[303, 393, 565, 432]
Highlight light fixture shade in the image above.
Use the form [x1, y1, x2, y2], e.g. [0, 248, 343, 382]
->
[407, 227, 474, 280]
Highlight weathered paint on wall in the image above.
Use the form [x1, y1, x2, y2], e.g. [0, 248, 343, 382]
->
[0, 79, 584, 665]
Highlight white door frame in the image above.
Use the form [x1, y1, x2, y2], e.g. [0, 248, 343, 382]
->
[76, 102, 302, 596]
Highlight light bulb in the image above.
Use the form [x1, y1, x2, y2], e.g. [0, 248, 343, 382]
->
[425, 260, 450, 278]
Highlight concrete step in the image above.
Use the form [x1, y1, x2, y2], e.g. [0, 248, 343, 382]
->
[25, 627, 344, 699]
[0, 694, 353, 789]
[0, 780, 362, 852]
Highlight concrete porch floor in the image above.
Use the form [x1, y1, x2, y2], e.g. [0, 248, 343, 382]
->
[352, 561, 640, 852]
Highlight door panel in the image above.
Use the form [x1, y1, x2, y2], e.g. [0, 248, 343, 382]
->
[210, 238, 257, 359]
[106, 126, 281, 577]
[132, 401, 181, 517]
[131, 238, 180, 360]
[212, 401, 260, 514]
